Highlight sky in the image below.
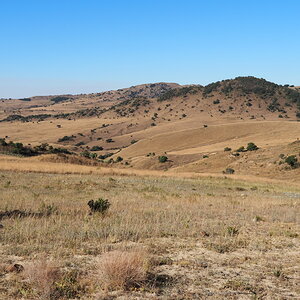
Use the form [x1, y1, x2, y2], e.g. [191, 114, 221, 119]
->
[1, 0, 300, 98]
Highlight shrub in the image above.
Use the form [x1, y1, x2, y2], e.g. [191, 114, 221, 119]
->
[106, 138, 114, 143]
[213, 99, 220, 104]
[246, 142, 259, 151]
[57, 135, 75, 142]
[88, 198, 111, 214]
[224, 147, 232, 152]
[224, 168, 235, 174]
[115, 156, 123, 162]
[98, 153, 113, 159]
[158, 156, 168, 163]
[236, 146, 245, 152]
[23, 259, 60, 299]
[75, 141, 85, 146]
[24, 260, 84, 299]
[80, 150, 91, 158]
[19, 97, 32, 102]
[51, 96, 69, 103]
[285, 155, 299, 168]
[97, 250, 148, 290]
[90, 146, 103, 151]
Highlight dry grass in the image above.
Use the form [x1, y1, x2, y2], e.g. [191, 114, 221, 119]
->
[97, 249, 148, 291]
[23, 259, 60, 299]
[0, 169, 299, 298]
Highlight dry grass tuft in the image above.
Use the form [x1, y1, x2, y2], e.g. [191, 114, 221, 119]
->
[23, 259, 60, 299]
[97, 249, 149, 291]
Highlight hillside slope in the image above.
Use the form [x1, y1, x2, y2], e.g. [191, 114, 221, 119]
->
[1, 76, 300, 180]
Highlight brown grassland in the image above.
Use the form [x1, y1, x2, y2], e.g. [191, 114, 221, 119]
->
[0, 163, 299, 299]
[1, 78, 300, 298]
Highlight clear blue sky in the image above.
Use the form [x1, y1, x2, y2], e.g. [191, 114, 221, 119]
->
[1, 0, 300, 98]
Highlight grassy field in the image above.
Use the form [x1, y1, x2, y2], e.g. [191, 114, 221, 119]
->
[0, 168, 299, 299]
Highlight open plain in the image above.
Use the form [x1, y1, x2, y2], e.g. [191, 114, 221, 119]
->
[0, 77, 300, 299]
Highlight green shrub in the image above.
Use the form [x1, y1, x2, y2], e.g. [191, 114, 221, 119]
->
[246, 142, 259, 151]
[236, 146, 245, 152]
[90, 146, 103, 151]
[224, 147, 232, 152]
[158, 156, 168, 163]
[115, 156, 123, 162]
[80, 150, 91, 158]
[88, 198, 111, 214]
[285, 155, 299, 168]
[75, 141, 85, 147]
[224, 168, 235, 174]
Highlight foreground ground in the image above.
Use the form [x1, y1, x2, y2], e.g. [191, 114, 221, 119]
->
[0, 168, 299, 299]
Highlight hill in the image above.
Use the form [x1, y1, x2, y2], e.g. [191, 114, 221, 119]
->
[0, 76, 300, 181]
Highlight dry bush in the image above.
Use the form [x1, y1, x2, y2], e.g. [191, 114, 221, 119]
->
[97, 249, 149, 290]
[23, 259, 60, 299]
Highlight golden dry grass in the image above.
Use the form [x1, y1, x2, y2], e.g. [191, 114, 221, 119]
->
[97, 249, 148, 291]
[0, 168, 299, 299]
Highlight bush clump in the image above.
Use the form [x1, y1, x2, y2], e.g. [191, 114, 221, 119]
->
[246, 142, 259, 151]
[285, 155, 299, 168]
[158, 156, 168, 163]
[236, 146, 245, 152]
[224, 168, 235, 174]
[90, 146, 103, 151]
[88, 198, 111, 214]
[115, 156, 123, 162]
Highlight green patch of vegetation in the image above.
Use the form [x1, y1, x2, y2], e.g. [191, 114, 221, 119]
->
[246, 142, 259, 151]
[88, 198, 111, 214]
[285, 155, 299, 168]
[51, 96, 70, 103]
[158, 86, 202, 101]
[224, 168, 235, 174]
[0, 139, 71, 157]
[58, 135, 76, 143]
[90, 146, 103, 151]
[203, 81, 221, 96]
[0, 114, 52, 123]
[158, 156, 168, 163]
[236, 146, 246, 152]
[18, 98, 32, 101]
